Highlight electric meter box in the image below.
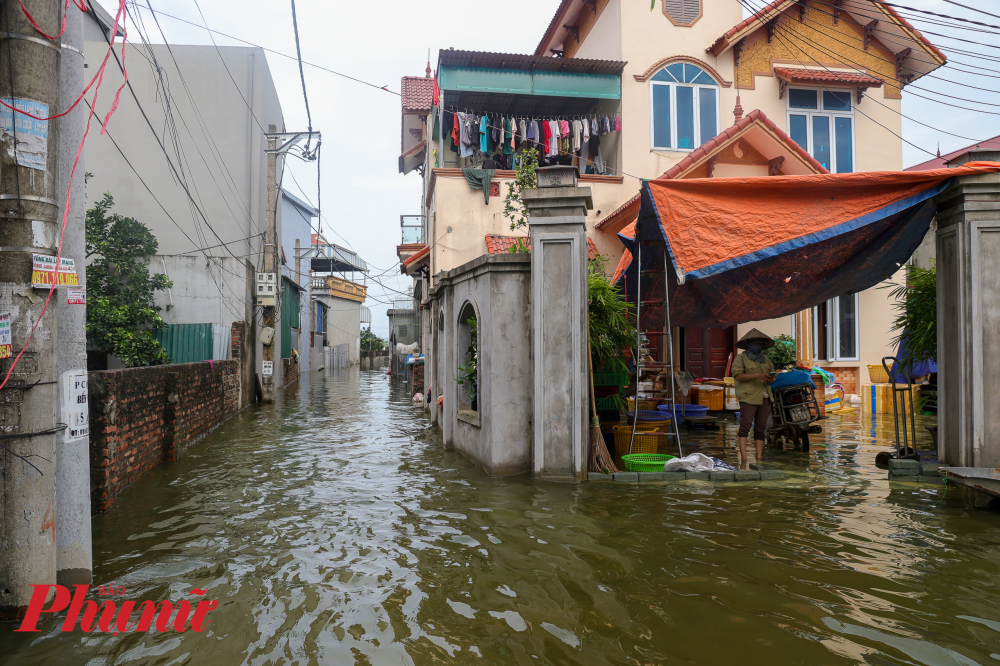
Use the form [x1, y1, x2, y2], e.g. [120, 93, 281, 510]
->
[256, 272, 276, 305]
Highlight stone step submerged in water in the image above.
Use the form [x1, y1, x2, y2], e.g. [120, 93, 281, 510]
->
[887, 458, 947, 483]
[591, 468, 785, 482]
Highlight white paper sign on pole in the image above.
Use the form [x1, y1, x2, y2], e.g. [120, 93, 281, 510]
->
[262, 361, 273, 376]
[60, 369, 89, 442]
[67, 287, 86, 305]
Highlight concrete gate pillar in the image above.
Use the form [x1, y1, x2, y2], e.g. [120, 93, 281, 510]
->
[522, 166, 593, 481]
[934, 172, 1000, 467]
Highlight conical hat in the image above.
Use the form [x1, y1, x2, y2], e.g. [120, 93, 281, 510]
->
[736, 327, 775, 349]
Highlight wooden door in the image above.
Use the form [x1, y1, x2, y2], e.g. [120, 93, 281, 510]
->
[684, 326, 736, 378]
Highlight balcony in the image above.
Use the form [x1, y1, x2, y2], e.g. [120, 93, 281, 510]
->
[423, 169, 625, 277]
[312, 275, 367, 303]
[401, 215, 425, 244]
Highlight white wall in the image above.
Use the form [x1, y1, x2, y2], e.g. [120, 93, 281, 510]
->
[322, 296, 363, 365]
[143, 255, 249, 330]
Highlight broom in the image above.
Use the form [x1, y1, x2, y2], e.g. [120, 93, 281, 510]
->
[588, 314, 618, 474]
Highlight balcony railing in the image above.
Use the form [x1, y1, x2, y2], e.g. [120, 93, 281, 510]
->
[401, 214, 424, 244]
[311, 275, 367, 303]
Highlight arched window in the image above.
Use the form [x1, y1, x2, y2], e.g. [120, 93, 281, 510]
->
[650, 62, 720, 151]
[456, 301, 479, 412]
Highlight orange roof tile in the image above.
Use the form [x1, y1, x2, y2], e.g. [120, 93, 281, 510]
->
[486, 234, 597, 260]
[401, 76, 434, 112]
[773, 67, 884, 87]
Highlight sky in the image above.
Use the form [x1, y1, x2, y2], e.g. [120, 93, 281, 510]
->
[94, 0, 999, 337]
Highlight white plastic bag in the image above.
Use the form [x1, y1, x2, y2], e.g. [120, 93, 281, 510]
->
[663, 453, 715, 472]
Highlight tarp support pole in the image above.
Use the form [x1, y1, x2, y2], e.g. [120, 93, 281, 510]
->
[628, 239, 641, 456]
[664, 249, 683, 457]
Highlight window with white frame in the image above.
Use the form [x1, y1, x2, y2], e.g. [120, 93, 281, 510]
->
[808, 293, 860, 361]
[787, 88, 855, 173]
[650, 63, 719, 152]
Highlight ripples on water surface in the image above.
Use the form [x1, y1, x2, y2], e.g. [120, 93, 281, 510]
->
[4, 369, 1000, 665]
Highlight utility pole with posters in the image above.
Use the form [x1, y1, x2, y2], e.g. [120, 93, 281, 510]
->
[0, 0, 62, 614]
[260, 127, 319, 403]
[261, 127, 278, 403]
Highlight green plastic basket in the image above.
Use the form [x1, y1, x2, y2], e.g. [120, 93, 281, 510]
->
[593, 371, 628, 387]
[594, 395, 624, 411]
[621, 453, 676, 472]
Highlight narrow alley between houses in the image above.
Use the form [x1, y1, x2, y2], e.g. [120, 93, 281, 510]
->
[4, 367, 999, 665]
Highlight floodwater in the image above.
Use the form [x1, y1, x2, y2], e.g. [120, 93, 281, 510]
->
[4, 369, 1000, 665]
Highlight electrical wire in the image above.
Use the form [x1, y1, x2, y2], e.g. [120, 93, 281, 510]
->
[84, 100, 253, 318]
[288, 0, 313, 152]
[87, 0, 248, 269]
[139, 5, 267, 251]
[129, 2, 402, 97]
[737, 0, 999, 150]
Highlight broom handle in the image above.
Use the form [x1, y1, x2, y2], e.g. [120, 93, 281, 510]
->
[588, 313, 598, 420]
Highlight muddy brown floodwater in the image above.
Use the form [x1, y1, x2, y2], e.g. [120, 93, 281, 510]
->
[3, 368, 1000, 665]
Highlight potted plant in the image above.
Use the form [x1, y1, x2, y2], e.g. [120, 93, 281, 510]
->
[455, 315, 478, 411]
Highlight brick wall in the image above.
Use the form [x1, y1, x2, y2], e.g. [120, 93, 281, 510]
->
[817, 365, 859, 395]
[282, 357, 299, 388]
[231, 321, 254, 409]
[89, 360, 240, 512]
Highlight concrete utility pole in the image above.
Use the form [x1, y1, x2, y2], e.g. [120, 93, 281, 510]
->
[55, 0, 91, 586]
[262, 125, 277, 403]
[0, 0, 62, 614]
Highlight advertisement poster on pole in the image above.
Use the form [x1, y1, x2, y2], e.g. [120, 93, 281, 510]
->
[32, 253, 79, 289]
[0, 311, 11, 359]
[0, 99, 48, 170]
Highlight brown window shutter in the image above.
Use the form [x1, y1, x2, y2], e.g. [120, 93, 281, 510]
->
[663, 0, 700, 24]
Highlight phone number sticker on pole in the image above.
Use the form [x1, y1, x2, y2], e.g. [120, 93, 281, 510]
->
[31, 253, 79, 288]
[0, 311, 11, 359]
[67, 288, 86, 305]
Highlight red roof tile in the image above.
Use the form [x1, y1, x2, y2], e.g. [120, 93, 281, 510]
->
[486, 234, 597, 260]
[402, 244, 429, 266]
[773, 67, 884, 87]
[401, 76, 433, 112]
[595, 109, 828, 231]
[906, 134, 1000, 171]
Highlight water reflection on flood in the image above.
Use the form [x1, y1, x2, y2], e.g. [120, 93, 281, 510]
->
[3, 368, 1000, 665]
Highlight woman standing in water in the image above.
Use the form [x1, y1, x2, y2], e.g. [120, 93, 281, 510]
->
[731, 329, 776, 467]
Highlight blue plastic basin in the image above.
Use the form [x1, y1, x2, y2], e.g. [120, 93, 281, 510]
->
[656, 403, 711, 419]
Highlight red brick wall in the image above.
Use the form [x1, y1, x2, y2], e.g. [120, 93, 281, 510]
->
[89, 360, 240, 512]
[282, 357, 299, 387]
[817, 365, 859, 395]
[231, 321, 254, 408]
[88, 366, 167, 513]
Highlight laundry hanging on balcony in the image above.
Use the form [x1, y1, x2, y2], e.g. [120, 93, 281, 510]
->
[441, 107, 618, 173]
[613, 163, 1000, 329]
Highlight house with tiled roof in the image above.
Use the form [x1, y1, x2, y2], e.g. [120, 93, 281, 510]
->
[397, 0, 946, 394]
